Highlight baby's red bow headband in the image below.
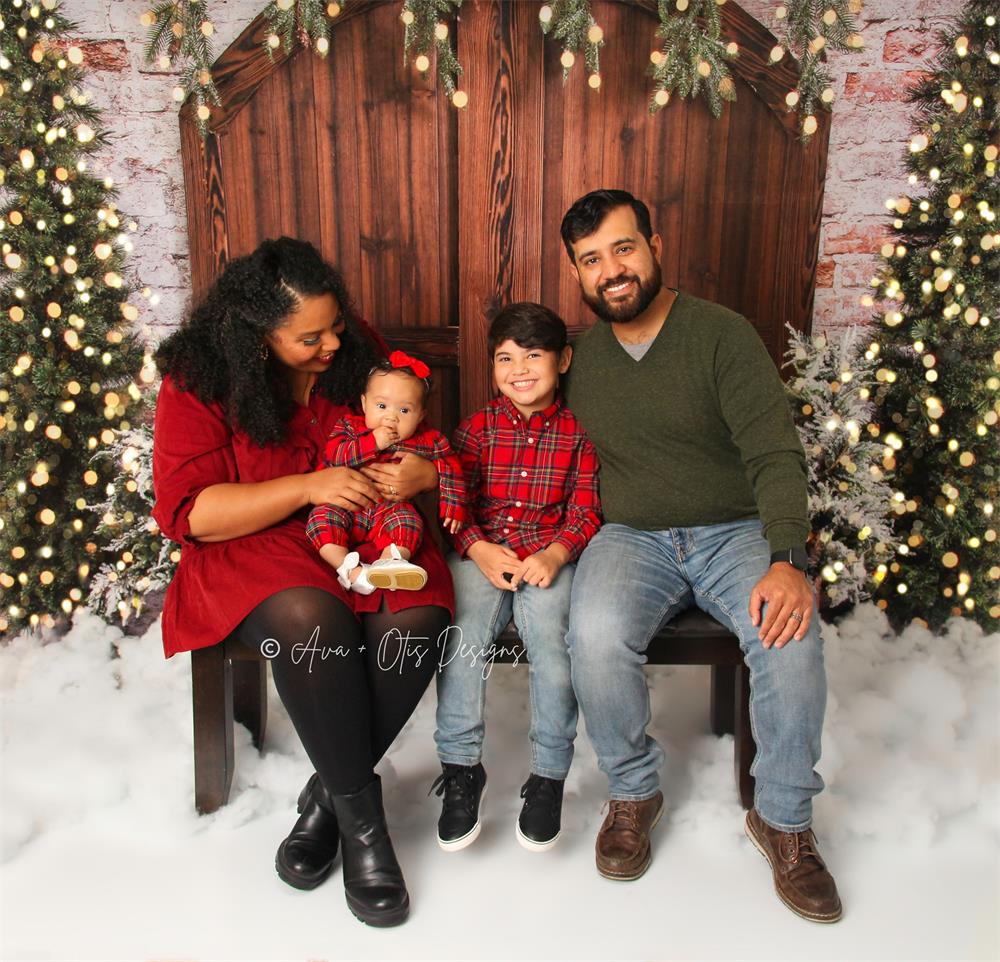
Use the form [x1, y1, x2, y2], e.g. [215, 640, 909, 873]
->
[388, 350, 431, 380]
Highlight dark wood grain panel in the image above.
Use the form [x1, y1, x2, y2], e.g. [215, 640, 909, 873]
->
[456, 0, 509, 415]
[179, 113, 223, 300]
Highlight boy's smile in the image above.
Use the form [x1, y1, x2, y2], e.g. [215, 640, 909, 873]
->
[492, 338, 572, 419]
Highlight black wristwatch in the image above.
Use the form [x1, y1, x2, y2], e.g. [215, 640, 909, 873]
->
[770, 547, 809, 572]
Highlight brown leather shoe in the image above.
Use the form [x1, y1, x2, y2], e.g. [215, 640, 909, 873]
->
[745, 809, 843, 923]
[595, 792, 663, 880]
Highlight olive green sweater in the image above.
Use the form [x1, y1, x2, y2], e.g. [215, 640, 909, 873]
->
[564, 291, 808, 554]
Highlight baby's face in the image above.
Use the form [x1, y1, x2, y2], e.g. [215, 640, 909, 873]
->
[361, 371, 425, 441]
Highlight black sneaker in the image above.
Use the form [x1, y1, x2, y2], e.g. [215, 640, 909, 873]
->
[429, 763, 487, 851]
[516, 774, 564, 852]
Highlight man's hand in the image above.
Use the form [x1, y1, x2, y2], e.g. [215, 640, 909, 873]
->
[361, 451, 438, 501]
[749, 562, 814, 649]
[467, 540, 520, 590]
[442, 516, 463, 535]
[372, 425, 399, 450]
[510, 544, 569, 589]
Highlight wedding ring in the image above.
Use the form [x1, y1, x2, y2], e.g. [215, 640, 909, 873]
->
[389, 485, 397, 496]
[789, 610, 803, 622]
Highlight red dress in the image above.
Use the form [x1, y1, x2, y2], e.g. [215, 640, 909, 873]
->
[152, 356, 455, 660]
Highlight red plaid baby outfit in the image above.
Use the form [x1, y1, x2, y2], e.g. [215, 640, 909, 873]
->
[306, 414, 468, 554]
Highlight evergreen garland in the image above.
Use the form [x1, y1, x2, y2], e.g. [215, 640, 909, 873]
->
[647, 0, 737, 118]
[144, 0, 865, 136]
[141, 0, 221, 135]
[538, 0, 604, 83]
[764, 0, 865, 140]
[264, 0, 336, 60]
[0, 0, 148, 634]
[867, 0, 999, 630]
[401, 0, 463, 98]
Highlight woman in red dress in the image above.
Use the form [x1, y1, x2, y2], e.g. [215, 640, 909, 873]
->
[153, 238, 453, 928]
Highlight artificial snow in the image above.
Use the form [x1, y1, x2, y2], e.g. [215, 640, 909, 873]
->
[0, 604, 997, 961]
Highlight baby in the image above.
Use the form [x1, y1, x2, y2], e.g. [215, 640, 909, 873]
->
[306, 351, 467, 593]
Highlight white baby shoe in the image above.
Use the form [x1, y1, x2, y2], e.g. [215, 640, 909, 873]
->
[335, 551, 376, 595]
[366, 544, 428, 592]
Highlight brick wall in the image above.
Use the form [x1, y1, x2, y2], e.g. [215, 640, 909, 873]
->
[61, 0, 959, 340]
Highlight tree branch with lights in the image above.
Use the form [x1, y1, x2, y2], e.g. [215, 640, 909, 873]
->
[865, 0, 999, 630]
[0, 0, 153, 634]
[143, 0, 865, 138]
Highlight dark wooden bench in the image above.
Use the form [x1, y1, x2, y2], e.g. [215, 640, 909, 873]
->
[191, 607, 756, 814]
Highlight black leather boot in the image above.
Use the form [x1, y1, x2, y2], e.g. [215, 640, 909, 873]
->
[331, 775, 409, 927]
[275, 773, 340, 890]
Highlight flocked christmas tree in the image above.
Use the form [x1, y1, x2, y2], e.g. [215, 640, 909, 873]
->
[868, 0, 999, 630]
[0, 0, 149, 634]
[785, 325, 897, 613]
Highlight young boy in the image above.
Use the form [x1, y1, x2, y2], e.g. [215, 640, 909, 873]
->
[432, 302, 601, 853]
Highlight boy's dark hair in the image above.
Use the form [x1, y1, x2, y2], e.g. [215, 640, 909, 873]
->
[559, 188, 653, 262]
[488, 302, 568, 357]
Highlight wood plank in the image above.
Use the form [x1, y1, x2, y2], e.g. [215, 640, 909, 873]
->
[457, 0, 509, 416]
[287, 52, 322, 247]
[216, 119, 258, 260]
[179, 114, 222, 299]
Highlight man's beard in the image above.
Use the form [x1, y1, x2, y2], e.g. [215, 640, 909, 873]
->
[582, 265, 663, 325]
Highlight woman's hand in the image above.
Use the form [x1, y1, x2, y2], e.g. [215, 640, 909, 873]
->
[361, 451, 438, 502]
[305, 466, 381, 511]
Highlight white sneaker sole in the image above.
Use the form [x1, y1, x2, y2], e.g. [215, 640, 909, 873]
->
[437, 784, 486, 852]
[515, 820, 560, 852]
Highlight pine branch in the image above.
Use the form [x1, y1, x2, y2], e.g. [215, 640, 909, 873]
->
[766, 0, 865, 140]
[539, 0, 604, 83]
[141, 0, 220, 135]
[649, 0, 738, 118]
[402, 0, 464, 99]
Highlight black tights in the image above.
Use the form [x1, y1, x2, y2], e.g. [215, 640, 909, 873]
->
[232, 587, 448, 795]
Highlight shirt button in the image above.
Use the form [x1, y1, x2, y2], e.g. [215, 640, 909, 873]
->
[515, 501, 522, 507]
[520, 470, 527, 478]
[503, 528, 510, 534]
[528, 438, 534, 444]
[507, 515, 514, 522]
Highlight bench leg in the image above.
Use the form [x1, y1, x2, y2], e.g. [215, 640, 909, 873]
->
[710, 664, 736, 735]
[232, 658, 268, 750]
[734, 662, 756, 810]
[191, 645, 234, 815]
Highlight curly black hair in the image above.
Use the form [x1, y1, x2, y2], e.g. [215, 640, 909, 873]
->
[155, 237, 378, 446]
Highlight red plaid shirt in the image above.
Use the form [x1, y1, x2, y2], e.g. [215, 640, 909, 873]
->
[323, 414, 469, 524]
[451, 395, 601, 561]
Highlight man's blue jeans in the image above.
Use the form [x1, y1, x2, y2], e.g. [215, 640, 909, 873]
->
[567, 520, 826, 831]
[434, 555, 578, 779]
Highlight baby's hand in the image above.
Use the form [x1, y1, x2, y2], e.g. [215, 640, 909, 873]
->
[372, 425, 399, 450]
[443, 516, 463, 535]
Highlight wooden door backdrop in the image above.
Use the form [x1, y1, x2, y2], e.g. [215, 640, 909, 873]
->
[180, 0, 830, 435]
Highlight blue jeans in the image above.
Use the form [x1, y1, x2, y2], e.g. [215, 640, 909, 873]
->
[434, 555, 578, 779]
[567, 520, 826, 831]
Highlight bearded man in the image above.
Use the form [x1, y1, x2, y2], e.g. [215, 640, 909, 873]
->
[561, 189, 841, 924]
